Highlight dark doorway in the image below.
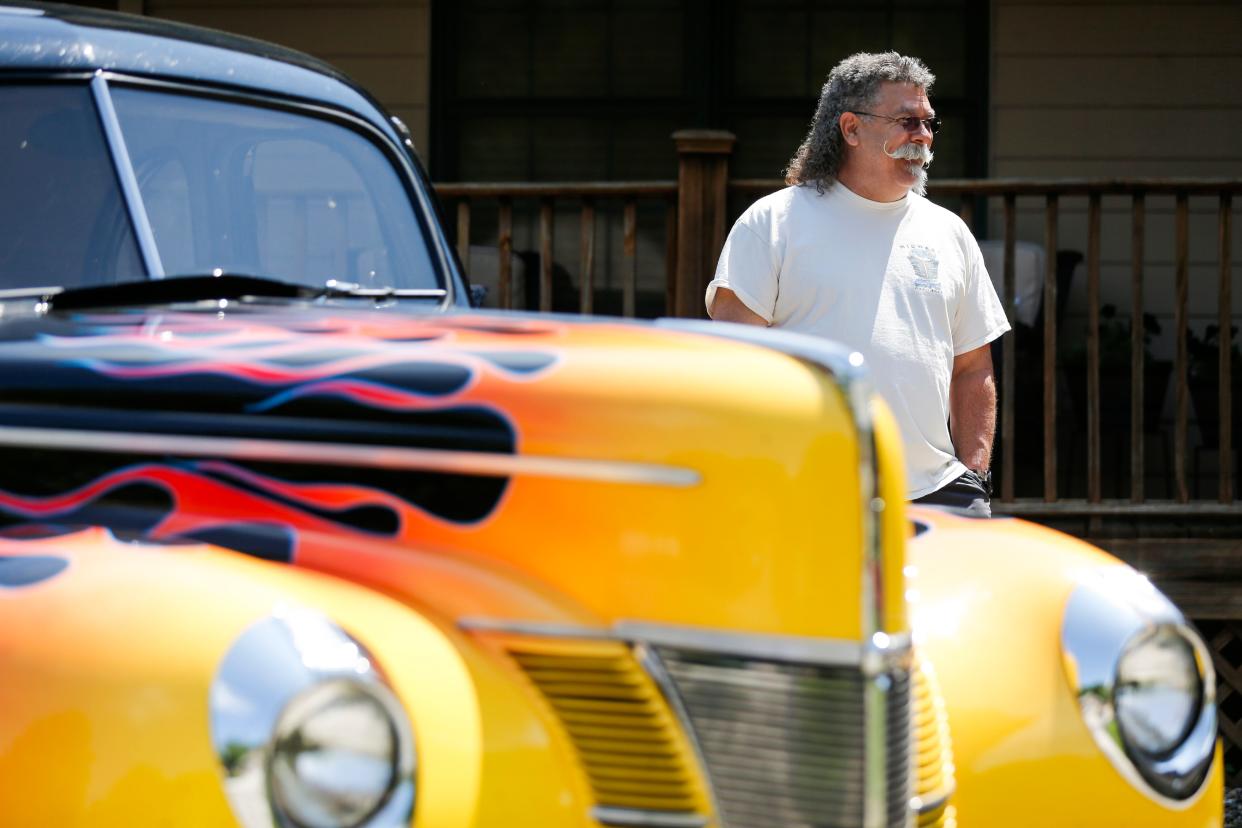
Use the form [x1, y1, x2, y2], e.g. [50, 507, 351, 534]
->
[430, 0, 989, 184]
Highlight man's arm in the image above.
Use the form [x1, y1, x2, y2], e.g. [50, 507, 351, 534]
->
[949, 343, 997, 473]
[708, 287, 769, 326]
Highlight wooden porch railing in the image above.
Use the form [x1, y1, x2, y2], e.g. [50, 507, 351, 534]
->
[432, 181, 678, 317]
[435, 139, 1240, 518]
[732, 179, 1242, 518]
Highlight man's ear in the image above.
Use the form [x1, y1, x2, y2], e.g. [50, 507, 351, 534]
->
[838, 112, 861, 147]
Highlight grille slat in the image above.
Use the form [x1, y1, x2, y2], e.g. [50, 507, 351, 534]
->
[671, 694, 872, 726]
[695, 749, 869, 779]
[557, 709, 666, 725]
[573, 738, 685, 757]
[562, 724, 681, 743]
[549, 697, 664, 715]
[673, 694, 870, 719]
[688, 720, 866, 743]
[584, 765, 698, 783]
[702, 759, 870, 789]
[691, 722, 865, 750]
[580, 753, 689, 770]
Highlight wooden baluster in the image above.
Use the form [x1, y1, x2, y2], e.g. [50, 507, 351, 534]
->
[1175, 193, 1190, 503]
[1043, 195, 1058, 502]
[498, 198, 513, 310]
[665, 198, 679, 316]
[456, 200, 471, 278]
[1219, 194, 1233, 502]
[1131, 194, 1146, 502]
[1087, 193, 1102, 503]
[580, 199, 595, 315]
[1001, 194, 1016, 501]
[959, 196, 974, 230]
[539, 199, 554, 312]
[623, 199, 638, 318]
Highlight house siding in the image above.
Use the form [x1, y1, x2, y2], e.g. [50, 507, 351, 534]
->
[143, 0, 432, 162]
[990, 0, 1242, 359]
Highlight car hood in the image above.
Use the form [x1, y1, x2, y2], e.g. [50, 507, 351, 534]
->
[0, 304, 898, 640]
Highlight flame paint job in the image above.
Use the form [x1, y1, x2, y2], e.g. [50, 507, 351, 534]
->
[0, 307, 881, 639]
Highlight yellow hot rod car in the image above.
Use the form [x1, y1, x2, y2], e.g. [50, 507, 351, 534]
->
[0, 4, 1223, 828]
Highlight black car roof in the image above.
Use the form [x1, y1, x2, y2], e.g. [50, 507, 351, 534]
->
[0, 2, 396, 138]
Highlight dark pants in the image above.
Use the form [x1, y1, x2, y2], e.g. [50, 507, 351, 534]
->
[913, 469, 992, 517]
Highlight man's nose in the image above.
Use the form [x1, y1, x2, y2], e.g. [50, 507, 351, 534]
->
[911, 124, 933, 145]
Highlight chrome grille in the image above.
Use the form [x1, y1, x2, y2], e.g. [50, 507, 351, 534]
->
[655, 647, 911, 828]
[886, 669, 913, 827]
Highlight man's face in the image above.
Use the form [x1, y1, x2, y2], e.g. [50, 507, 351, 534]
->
[854, 82, 936, 195]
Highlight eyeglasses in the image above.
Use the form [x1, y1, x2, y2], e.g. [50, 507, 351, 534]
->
[852, 112, 942, 135]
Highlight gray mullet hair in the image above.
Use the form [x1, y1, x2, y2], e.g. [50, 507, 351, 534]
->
[785, 52, 935, 192]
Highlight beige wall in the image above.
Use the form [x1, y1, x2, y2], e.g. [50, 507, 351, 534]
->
[990, 0, 1242, 357]
[143, 0, 432, 162]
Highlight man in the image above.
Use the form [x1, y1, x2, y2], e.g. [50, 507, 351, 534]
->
[707, 52, 1009, 516]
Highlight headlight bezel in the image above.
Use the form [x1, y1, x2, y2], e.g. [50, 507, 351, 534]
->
[210, 606, 417, 828]
[1061, 568, 1216, 807]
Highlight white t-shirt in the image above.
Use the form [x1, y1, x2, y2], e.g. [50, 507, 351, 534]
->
[706, 184, 1010, 498]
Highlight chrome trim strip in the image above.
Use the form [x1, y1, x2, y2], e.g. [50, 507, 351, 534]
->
[910, 784, 955, 815]
[655, 319, 891, 827]
[1061, 566, 1216, 808]
[210, 605, 416, 828]
[0, 426, 700, 487]
[458, 618, 614, 639]
[632, 644, 721, 827]
[861, 630, 915, 677]
[591, 806, 708, 828]
[90, 73, 166, 278]
[460, 616, 913, 670]
[862, 671, 890, 828]
[618, 621, 906, 668]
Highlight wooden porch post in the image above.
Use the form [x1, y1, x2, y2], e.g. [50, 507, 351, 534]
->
[672, 130, 736, 319]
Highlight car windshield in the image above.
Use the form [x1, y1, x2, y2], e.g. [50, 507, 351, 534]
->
[0, 84, 143, 289]
[0, 82, 440, 293]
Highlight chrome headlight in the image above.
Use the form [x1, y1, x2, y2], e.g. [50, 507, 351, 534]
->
[1061, 568, 1215, 805]
[1115, 625, 1203, 757]
[211, 606, 416, 828]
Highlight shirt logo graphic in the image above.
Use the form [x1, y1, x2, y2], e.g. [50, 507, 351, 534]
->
[906, 245, 942, 294]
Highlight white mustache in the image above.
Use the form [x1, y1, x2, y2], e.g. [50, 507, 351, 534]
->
[884, 142, 934, 168]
